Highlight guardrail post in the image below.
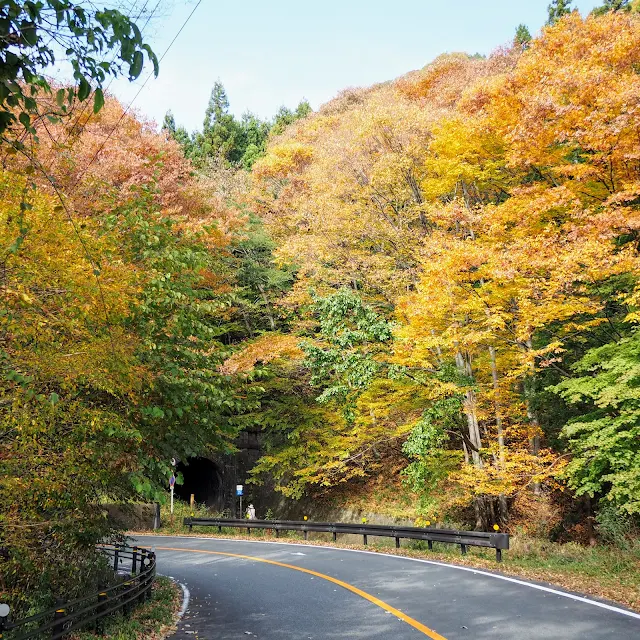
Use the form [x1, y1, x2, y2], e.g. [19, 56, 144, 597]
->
[132, 547, 138, 575]
[122, 582, 131, 616]
[188, 521, 193, 532]
[113, 546, 119, 572]
[218, 525, 222, 533]
[182, 518, 509, 562]
[137, 553, 145, 604]
[52, 604, 66, 638]
[96, 592, 108, 634]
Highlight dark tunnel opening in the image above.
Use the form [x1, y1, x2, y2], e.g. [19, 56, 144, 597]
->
[175, 457, 223, 509]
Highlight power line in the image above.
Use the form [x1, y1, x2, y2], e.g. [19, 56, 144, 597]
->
[71, 0, 203, 190]
[62, 0, 158, 146]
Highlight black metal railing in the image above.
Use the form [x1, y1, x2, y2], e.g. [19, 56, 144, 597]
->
[183, 517, 509, 561]
[0, 544, 156, 640]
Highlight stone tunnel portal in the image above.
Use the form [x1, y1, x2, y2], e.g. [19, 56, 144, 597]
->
[174, 457, 223, 510]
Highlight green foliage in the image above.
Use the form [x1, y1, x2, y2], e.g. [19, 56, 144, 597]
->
[271, 100, 312, 137]
[107, 188, 250, 470]
[302, 289, 391, 421]
[168, 84, 311, 170]
[595, 501, 639, 548]
[161, 110, 176, 134]
[592, 0, 632, 15]
[402, 395, 465, 512]
[227, 213, 295, 333]
[547, 0, 574, 25]
[0, 0, 157, 136]
[514, 24, 532, 46]
[553, 330, 640, 514]
[199, 81, 243, 164]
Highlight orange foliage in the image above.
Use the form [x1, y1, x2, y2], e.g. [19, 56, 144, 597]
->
[4, 94, 244, 246]
[251, 12, 640, 513]
[220, 334, 303, 375]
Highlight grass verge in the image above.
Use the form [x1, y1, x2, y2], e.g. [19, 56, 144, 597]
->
[71, 576, 181, 640]
[130, 527, 640, 613]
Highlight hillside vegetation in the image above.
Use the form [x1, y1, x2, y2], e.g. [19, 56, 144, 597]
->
[2, 0, 640, 616]
[240, 11, 640, 536]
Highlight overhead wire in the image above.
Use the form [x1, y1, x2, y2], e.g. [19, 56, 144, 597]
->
[61, 0, 158, 146]
[71, 0, 203, 190]
[7, 0, 204, 362]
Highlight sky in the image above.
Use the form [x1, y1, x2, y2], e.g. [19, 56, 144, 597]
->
[102, 0, 603, 132]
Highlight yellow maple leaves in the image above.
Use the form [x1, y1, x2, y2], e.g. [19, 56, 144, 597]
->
[251, 11, 640, 515]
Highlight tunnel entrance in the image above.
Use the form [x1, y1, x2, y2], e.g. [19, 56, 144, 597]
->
[175, 457, 223, 509]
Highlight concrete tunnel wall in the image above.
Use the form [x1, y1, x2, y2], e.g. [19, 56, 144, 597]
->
[174, 428, 271, 516]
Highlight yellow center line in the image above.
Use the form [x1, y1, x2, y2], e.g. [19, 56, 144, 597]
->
[156, 546, 447, 640]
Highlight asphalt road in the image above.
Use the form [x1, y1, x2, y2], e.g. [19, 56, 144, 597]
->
[134, 534, 640, 640]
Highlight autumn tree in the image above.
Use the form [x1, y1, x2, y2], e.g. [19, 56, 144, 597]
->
[0, 0, 157, 137]
[0, 78, 255, 612]
[247, 11, 640, 530]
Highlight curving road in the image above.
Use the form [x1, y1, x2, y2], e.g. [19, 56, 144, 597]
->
[134, 534, 640, 640]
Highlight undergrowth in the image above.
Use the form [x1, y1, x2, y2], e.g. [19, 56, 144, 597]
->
[71, 577, 180, 640]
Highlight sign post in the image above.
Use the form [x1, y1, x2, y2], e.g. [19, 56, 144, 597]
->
[169, 458, 177, 520]
[236, 484, 243, 519]
[169, 474, 176, 515]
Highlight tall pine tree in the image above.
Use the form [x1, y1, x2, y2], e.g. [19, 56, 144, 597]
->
[547, 0, 573, 25]
[592, 0, 632, 14]
[203, 81, 230, 131]
[514, 24, 532, 47]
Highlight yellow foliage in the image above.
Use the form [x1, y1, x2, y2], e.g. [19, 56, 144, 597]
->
[251, 12, 640, 516]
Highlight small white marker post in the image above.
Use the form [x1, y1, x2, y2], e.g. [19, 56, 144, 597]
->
[169, 458, 177, 517]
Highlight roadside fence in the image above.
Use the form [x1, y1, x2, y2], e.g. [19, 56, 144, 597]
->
[0, 544, 156, 640]
[183, 517, 510, 561]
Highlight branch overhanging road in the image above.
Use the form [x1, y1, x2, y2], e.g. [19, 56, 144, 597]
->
[134, 535, 640, 640]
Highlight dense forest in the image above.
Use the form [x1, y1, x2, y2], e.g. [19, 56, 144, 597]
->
[2, 0, 640, 614]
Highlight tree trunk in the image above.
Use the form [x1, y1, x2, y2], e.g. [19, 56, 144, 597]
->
[474, 495, 509, 530]
[524, 337, 541, 495]
[488, 344, 506, 469]
[455, 350, 483, 468]
[257, 283, 276, 331]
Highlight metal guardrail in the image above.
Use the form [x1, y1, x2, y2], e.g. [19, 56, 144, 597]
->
[183, 517, 509, 561]
[0, 544, 156, 640]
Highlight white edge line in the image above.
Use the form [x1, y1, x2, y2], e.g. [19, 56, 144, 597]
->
[157, 572, 190, 620]
[177, 582, 190, 619]
[140, 533, 640, 621]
